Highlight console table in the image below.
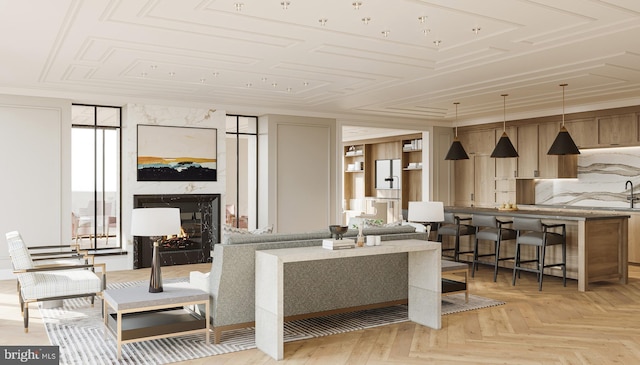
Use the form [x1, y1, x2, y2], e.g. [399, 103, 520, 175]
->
[103, 282, 210, 360]
[255, 239, 441, 360]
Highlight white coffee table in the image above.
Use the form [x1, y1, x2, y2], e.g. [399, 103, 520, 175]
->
[103, 281, 210, 360]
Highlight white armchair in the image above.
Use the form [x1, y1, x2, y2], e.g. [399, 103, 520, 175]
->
[5, 231, 106, 332]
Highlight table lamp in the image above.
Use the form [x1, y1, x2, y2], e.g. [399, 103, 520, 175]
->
[407, 201, 444, 239]
[131, 207, 181, 293]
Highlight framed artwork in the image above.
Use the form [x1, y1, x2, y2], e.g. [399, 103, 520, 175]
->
[137, 125, 217, 181]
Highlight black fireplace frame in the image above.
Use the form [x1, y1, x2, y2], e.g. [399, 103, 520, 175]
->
[133, 194, 220, 269]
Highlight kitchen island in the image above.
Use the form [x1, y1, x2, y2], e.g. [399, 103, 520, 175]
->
[445, 206, 628, 292]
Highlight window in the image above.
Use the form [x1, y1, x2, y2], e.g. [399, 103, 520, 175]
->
[225, 115, 258, 230]
[71, 105, 121, 250]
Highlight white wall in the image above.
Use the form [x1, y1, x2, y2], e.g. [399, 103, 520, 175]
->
[0, 95, 71, 277]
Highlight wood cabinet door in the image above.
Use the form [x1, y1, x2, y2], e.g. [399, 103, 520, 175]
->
[564, 118, 598, 148]
[474, 154, 496, 207]
[598, 113, 637, 146]
[538, 122, 561, 178]
[454, 157, 474, 206]
[517, 124, 539, 177]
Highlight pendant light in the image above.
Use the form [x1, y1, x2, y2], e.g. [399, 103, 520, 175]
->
[491, 94, 519, 158]
[445, 102, 469, 160]
[547, 83, 580, 155]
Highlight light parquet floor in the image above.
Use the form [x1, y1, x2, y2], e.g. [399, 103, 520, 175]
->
[1, 262, 638, 364]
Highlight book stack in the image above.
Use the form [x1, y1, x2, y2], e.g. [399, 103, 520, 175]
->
[322, 238, 356, 250]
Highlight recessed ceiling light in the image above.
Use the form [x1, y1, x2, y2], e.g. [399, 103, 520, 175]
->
[286, 87, 292, 92]
[472, 27, 481, 34]
[281, 1, 290, 9]
[234, 3, 243, 11]
[303, 81, 309, 86]
[319, 18, 328, 26]
[168, 72, 175, 77]
[418, 16, 427, 23]
[212, 72, 219, 77]
[272, 83, 278, 88]
[246, 82, 252, 87]
[352, 1, 362, 10]
[422, 29, 431, 35]
[261, 77, 268, 82]
[381, 30, 390, 38]
[150, 65, 157, 70]
[200, 78, 206, 83]
[362, 17, 371, 24]
[433, 40, 442, 46]
[140, 72, 147, 77]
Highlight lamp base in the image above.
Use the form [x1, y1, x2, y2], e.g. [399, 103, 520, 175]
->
[149, 240, 163, 293]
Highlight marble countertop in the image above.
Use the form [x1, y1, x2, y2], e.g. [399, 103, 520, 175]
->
[446, 206, 630, 221]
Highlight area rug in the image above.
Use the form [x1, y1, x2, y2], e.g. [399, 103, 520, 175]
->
[40, 279, 503, 365]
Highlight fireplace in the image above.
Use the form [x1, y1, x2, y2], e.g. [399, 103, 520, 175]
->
[133, 194, 220, 269]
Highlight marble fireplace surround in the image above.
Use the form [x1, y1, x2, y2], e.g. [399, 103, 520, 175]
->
[133, 194, 220, 269]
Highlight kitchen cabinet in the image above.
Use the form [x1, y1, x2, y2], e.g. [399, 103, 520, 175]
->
[598, 113, 637, 146]
[538, 122, 578, 178]
[495, 126, 517, 204]
[454, 129, 496, 207]
[564, 118, 598, 148]
[517, 124, 539, 178]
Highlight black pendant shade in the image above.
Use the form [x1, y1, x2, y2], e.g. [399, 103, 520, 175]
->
[445, 137, 469, 160]
[491, 132, 519, 158]
[548, 126, 580, 155]
[547, 84, 580, 155]
[445, 101, 470, 160]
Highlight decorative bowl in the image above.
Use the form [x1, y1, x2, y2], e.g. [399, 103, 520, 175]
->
[328, 225, 349, 240]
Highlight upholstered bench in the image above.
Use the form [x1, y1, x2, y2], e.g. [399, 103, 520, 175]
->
[442, 259, 469, 302]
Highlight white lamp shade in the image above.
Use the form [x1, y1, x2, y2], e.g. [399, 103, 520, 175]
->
[131, 208, 181, 237]
[408, 201, 444, 223]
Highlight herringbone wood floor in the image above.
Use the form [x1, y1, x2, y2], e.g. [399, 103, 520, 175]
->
[1, 262, 638, 364]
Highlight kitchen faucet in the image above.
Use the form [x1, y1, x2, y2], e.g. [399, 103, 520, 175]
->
[626, 180, 637, 208]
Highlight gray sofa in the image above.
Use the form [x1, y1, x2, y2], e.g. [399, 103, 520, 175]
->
[189, 225, 429, 342]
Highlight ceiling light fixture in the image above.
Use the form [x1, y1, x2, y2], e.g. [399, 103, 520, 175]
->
[422, 29, 431, 35]
[472, 27, 481, 35]
[168, 72, 175, 77]
[381, 30, 390, 37]
[150, 65, 157, 70]
[140, 72, 147, 77]
[286, 87, 292, 93]
[303, 81, 309, 86]
[362, 17, 371, 24]
[212, 72, 219, 77]
[491, 94, 519, 158]
[319, 18, 328, 26]
[246, 82, 252, 87]
[352, 1, 362, 10]
[272, 83, 278, 88]
[281, 1, 290, 9]
[433, 40, 442, 47]
[548, 83, 580, 155]
[445, 102, 469, 160]
[200, 78, 206, 83]
[234, 2, 243, 11]
[418, 16, 427, 23]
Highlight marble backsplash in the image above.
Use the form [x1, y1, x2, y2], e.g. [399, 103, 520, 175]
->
[536, 146, 640, 208]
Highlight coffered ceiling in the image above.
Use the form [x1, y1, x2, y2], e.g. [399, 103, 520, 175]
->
[2, 0, 640, 125]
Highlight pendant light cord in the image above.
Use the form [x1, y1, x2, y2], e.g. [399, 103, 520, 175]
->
[454, 102, 460, 137]
[501, 94, 508, 131]
[560, 83, 567, 127]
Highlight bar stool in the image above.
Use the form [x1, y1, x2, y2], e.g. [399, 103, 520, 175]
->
[512, 217, 567, 291]
[437, 213, 474, 262]
[471, 214, 516, 282]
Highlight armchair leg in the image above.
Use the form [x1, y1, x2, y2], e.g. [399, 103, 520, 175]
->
[23, 303, 29, 333]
